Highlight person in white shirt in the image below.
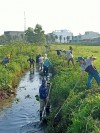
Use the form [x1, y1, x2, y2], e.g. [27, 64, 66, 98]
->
[77, 56, 100, 89]
[39, 55, 44, 70]
[44, 53, 48, 60]
[65, 46, 75, 67]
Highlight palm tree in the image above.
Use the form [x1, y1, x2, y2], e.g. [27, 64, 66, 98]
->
[55, 35, 58, 42]
[59, 35, 62, 43]
[66, 36, 70, 43]
[64, 37, 66, 43]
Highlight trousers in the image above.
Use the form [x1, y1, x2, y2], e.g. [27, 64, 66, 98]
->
[87, 71, 100, 88]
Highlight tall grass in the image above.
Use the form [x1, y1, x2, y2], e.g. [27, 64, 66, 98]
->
[46, 44, 100, 133]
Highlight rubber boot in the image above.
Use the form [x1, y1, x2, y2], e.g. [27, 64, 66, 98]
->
[46, 105, 50, 116]
[40, 111, 42, 121]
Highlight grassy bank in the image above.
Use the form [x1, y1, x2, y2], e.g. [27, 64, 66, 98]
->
[0, 43, 45, 100]
[46, 44, 100, 133]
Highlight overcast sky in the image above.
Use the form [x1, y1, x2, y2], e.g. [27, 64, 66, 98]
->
[0, 0, 100, 36]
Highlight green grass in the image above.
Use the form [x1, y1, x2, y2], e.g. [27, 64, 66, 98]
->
[46, 44, 100, 133]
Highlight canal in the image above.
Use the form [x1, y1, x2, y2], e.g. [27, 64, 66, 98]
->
[0, 68, 46, 133]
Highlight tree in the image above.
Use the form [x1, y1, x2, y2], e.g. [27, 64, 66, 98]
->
[55, 35, 58, 42]
[34, 24, 46, 44]
[0, 35, 5, 43]
[25, 27, 34, 43]
[66, 36, 70, 43]
[59, 35, 62, 43]
[64, 37, 66, 43]
[46, 34, 51, 43]
[46, 33, 55, 43]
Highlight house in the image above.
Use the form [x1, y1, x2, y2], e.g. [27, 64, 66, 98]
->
[81, 31, 100, 40]
[4, 31, 24, 42]
[4, 31, 24, 37]
[52, 29, 73, 43]
[72, 34, 81, 42]
[72, 31, 100, 44]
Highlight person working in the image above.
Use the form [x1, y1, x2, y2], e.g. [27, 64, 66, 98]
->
[39, 55, 44, 70]
[27, 57, 35, 68]
[56, 50, 62, 56]
[36, 54, 41, 64]
[43, 58, 52, 77]
[39, 79, 48, 120]
[65, 46, 75, 68]
[77, 56, 100, 89]
[2, 55, 9, 67]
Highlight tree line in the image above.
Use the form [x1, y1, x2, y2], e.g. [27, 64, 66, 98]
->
[0, 24, 72, 45]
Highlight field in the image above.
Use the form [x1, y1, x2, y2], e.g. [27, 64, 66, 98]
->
[0, 43, 100, 133]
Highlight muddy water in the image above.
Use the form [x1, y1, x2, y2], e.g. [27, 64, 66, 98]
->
[0, 68, 46, 133]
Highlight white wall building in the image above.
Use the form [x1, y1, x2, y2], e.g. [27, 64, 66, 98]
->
[52, 29, 73, 43]
[81, 31, 100, 40]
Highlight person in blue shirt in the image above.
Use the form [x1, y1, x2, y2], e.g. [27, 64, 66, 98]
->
[56, 50, 62, 56]
[2, 55, 9, 67]
[39, 79, 48, 120]
[36, 54, 41, 64]
[43, 58, 52, 77]
[27, 57, 35, 68]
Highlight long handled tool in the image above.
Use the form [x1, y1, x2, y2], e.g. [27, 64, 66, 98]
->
[54, 79, 80, 120]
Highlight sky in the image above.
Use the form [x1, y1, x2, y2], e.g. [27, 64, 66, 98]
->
[0, 0, 100, 36]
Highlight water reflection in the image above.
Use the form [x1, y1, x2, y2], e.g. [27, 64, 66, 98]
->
[0, 69, 44, 133]
[29, 69, 34, 82]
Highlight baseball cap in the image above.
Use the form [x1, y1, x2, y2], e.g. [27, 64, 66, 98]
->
[77, 57, 84, 62]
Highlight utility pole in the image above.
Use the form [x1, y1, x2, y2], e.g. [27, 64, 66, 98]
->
[24, 11, 26, 31]
[24, 11, 26, 42]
